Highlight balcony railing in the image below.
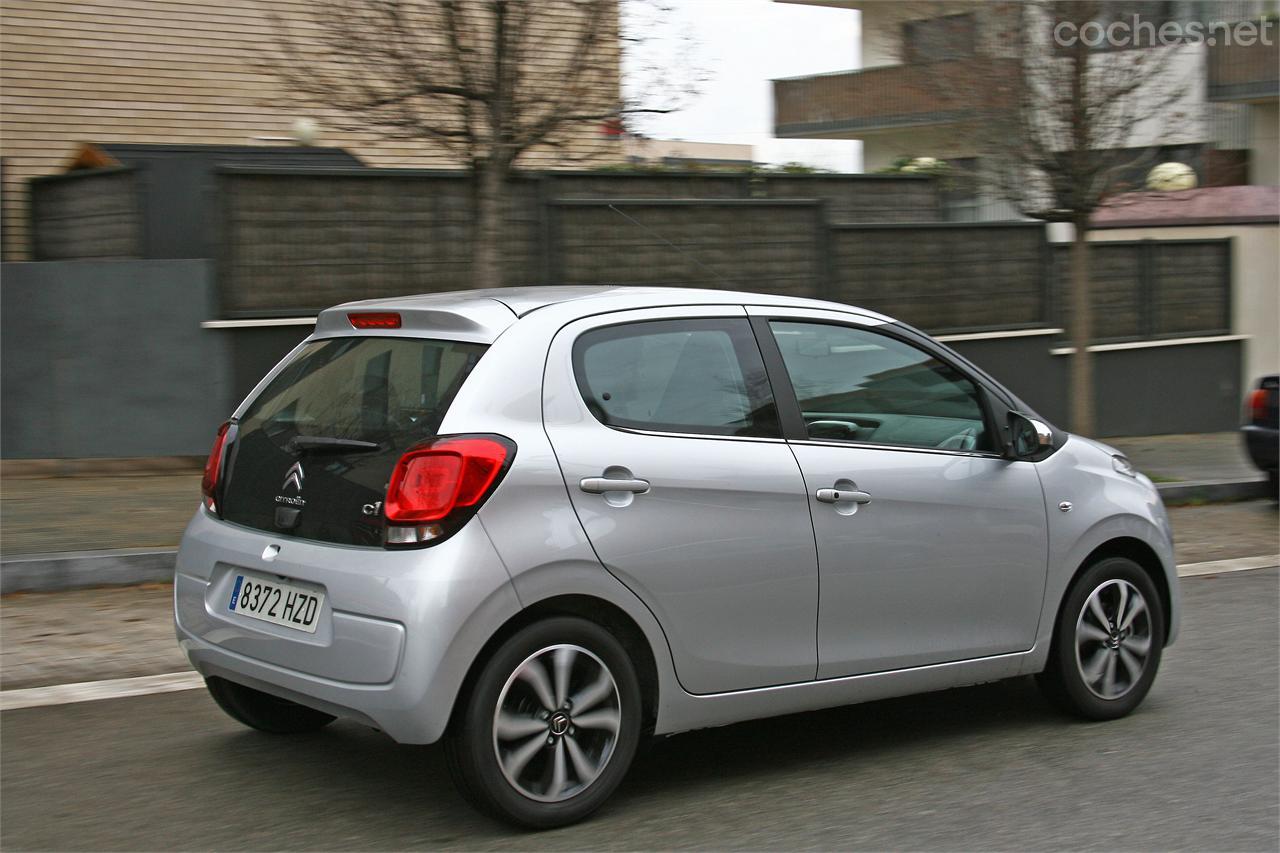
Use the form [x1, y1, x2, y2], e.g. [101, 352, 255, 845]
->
[1206, 37, 1279, 101]
[773, 58, 1019, 138]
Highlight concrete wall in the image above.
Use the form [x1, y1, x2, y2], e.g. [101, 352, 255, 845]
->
[946, 331, 1244, 436]
[0, 260, 233, 457]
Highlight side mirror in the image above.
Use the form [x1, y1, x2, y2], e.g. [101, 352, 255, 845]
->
[1007, 412, 1053, 460]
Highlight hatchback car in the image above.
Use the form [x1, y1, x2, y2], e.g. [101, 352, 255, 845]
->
[176, 286, 1179, 828]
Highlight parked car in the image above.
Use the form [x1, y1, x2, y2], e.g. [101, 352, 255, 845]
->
[177, 286, 1179, 828]
[1241, 374, 1279, 495]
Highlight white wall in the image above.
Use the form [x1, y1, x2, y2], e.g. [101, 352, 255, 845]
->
[1248, 102, 1279, 185]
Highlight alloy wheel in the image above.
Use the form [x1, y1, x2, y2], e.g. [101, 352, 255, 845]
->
[492, 644, 622, 802]
[1073, 579, 1153, 700]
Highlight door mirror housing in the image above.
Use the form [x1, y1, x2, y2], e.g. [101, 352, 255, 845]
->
[1006, 412, 1054, 460]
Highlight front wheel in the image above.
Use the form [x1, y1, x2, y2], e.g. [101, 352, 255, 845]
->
[1037, 557, 1165, 720]
[444, 617, 642, 829]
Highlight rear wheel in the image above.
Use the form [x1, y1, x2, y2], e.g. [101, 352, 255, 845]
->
[444, 617, 642, 829]
[1037, 557, 1164, 720]
[205, 676, 336, 734]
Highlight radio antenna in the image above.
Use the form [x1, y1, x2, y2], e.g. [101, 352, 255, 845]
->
[607, 204, 732, 285]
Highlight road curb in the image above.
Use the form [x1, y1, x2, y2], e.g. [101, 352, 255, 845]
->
[1, 548, 176, 594]
[1156, 477, 1270, 504]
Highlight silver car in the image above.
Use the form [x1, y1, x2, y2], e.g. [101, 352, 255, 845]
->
[176, 286, 1179, 827]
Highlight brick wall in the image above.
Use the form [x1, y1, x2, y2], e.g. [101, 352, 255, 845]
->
[0, 0, 623, 260]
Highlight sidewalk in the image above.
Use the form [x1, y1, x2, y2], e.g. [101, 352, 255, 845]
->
[0, 431, 1270, 593]
[1107, 431, 1262, 484]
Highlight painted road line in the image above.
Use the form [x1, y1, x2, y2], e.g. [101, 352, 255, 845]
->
[1177, 554, 1279, 578]
[0, 671, 203, 711]
[2, 557, 1277, 711]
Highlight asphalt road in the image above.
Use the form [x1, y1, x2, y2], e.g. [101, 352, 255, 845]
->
[3, 569, 1277, 851]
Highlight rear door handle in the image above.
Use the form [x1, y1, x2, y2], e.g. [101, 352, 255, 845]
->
[815, 488, 872, 504]
[580, 477, 650, 495]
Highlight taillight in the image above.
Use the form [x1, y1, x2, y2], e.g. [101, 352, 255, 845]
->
[202, 421, 231, 512]
[1247, 388, 1268, 424]
[384, 435, 514, 545]
[348, 312, 401, 329]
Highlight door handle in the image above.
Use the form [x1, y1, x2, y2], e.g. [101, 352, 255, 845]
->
[580, 476, 650, 495]
[815, 488, 871, 505]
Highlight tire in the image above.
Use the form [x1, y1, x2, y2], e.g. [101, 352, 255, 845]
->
[1036, 557, 1165, 720]
[205, 676, 336, 734]
[444, 617, 643, 829]
[1268, 468, 1278, 499]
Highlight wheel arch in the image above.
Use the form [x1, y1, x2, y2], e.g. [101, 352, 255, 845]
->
[1066, 537, 1174, 646]
[446, 593, 661, 737]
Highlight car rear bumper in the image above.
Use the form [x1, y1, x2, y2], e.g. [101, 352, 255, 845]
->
[173, 508, 521, 744]
[1242, 425, 1279, 473]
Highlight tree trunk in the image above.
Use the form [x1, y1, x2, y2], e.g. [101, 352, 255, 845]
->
[472, 158, 507, 290]
[1068, 216, 1095, 436]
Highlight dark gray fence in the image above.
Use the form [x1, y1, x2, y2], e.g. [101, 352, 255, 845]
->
[30, 167, 141, 261]
[27, 164, 1234, 341]
[831, 222, 1046, 333]
[1051, 239, 1232, 342]
[550, 199, 825, 296]
[217, 170, 544, 315]
[212, 168, 946, 317]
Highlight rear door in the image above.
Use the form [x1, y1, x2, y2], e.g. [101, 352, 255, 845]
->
[542, 306, 819, 694]
[219, 335, 486, 546]
[750, 307, 1048, 679]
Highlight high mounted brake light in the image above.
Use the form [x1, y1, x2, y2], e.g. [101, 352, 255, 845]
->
[384, 435, 515, 545]
[202, 421, 231, 512]
[348, 312, 402, 329]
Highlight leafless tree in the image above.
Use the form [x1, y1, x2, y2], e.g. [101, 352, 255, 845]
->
[266, 0, 697, 290]
[910, 1, 1194, 434]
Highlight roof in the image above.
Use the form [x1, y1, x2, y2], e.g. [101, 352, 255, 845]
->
[340, 285, 890, 318]
[315, 285, 894, 341]
[1091, 185, 1280, 229]
[66, 142, 364, 172]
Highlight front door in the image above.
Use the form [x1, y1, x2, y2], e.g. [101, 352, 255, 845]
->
[542, 307, 819, 694]
[754, 312, 1049, 678]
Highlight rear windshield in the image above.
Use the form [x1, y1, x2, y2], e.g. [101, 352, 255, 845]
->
[220, 337, 486, 546]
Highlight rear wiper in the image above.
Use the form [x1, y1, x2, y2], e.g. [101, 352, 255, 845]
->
[287, 436, 381, 454]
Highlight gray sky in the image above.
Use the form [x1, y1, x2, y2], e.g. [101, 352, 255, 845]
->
[625, 0, 863, 171]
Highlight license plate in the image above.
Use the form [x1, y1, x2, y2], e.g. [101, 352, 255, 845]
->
[228, 573, 324, 634]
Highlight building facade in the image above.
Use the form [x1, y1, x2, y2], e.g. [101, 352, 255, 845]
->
[0, 0, 623, 261]
[774, 0, 1279, 220]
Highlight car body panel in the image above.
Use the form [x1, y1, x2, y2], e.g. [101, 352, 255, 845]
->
[790, 443, 1048, 677]
[175, 506, 521, 743]
[1023, 434, 1180, 661]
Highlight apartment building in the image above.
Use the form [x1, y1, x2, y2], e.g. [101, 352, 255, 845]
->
[0, 0, 623, 261]
[774, 1, 1279, 220]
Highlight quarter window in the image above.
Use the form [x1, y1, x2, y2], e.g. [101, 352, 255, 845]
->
[770, 321, 991, 452]
[574, 319, 780, 438]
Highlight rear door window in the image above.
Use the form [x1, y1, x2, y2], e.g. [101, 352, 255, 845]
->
[220, 337, 486, 546]
[572, 318, 780, 438]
